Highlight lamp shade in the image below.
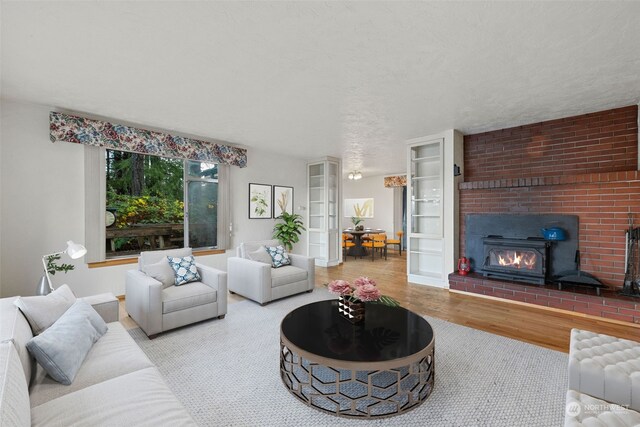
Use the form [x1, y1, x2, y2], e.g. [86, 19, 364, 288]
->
[66, 241, 87, 259]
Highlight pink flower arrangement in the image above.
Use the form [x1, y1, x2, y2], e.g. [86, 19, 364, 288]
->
[327, 277, 399, 307]
[353, 284, 381, 302]
[327, 280, 351, 296]
[353, 276, 376, 288]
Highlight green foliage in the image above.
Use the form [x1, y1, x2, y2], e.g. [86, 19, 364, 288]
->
[273, 212, 306, 251]
[351, 216, 363, 226]
[143, 155, 184, 199]
[45, 254, 74, 276]
[250, 191, 269, 216]
[106, 149, 185, 234]
[106, 150, 184, 200]
[107, 191, 184, 227]
[106, 192, 185, 252]
[369, 295, 401, 308]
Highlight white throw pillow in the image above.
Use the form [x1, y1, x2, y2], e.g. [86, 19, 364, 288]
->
[141, 258, 176, 289]
[247, 246, 274, 265]
[14, 284, 76, 335]
[26, 300, 107, 385]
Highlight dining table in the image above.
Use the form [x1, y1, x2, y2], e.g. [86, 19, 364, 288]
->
[343, 228, 385, 257]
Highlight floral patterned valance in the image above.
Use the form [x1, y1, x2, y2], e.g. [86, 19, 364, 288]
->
[384, 175, 407, 187]
[50, 112, 247, 168]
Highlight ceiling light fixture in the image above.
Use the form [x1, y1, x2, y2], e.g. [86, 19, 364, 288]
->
[348, 171, 362, 180]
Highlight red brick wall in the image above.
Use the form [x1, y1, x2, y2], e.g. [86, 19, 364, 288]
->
[465, 105, 638, 181]
[460, 106, 639, 289]
[459, 171, 640, 287]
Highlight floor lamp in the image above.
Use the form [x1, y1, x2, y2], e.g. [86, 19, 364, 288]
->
[37, 240, 87, 295]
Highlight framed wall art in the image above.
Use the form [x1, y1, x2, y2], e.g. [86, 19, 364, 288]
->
[273, 185, 294, 217]
[344, 198, 374, 218]
[249, 183, 272, 219]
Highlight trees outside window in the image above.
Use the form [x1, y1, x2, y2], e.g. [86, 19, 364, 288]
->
[105, 149, 218, 257]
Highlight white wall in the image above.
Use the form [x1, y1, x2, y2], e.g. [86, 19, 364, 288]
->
[0, 100, 307, 297]
[229, 148, 307, 252]
[0, 99, 3, 297]
[342, 174, 396, 233]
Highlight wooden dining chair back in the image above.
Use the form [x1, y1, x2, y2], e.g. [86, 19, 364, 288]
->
[362, 233, 387, 261]
[342, 233, 355, 261]
[386, 231, 404, 255]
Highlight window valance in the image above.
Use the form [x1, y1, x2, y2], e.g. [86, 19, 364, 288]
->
[384, 175, 407, 187]
[49, 112, 247, 168]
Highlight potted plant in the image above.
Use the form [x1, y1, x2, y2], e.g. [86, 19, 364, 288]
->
[36, 254, 77, 295]
[273, 212, 306, 251]
[352, 216, 364, 231]
[45, 254, 76, 276]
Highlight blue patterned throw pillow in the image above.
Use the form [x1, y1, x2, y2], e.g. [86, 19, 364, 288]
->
[167, 255, 201, 286]
[265, 245, 291, 268]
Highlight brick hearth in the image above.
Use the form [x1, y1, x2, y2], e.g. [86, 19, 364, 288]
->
[449, 273, 640, 324]
[452, 105, 640, 324]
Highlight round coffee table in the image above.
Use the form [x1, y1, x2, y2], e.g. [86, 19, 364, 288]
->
[279, 300, 434, 418]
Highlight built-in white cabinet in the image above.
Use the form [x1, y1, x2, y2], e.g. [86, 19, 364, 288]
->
[406, 130, 463, 287]
[307, 157, 341, 267]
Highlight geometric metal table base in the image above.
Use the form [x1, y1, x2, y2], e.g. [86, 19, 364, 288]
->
[280, 341, 434, 418]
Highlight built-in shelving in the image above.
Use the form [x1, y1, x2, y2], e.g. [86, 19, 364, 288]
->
[307, 157, 341, 267]
[412, 155, 440, 162]
[411, 175, 440, 181]
[406, 130, 463, 288]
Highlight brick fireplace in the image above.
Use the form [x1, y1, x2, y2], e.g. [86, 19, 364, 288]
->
[449, 105, 640, 324]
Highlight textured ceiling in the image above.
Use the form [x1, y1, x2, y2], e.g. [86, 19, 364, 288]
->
[2, 1, 640, 177]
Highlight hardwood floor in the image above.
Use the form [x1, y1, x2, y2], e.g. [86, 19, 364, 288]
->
[119, 250, 639, 352]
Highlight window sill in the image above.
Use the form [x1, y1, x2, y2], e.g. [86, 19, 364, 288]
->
[87, 249, 227, 269]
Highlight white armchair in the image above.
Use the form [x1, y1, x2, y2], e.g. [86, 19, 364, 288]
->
[227, 239, 315, 305]
[125, 248, 227, 338]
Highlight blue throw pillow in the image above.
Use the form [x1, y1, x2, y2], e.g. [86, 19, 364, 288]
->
[265, 245, 291, 268]
[167, 255, 201, 285]
[25, 300, 108, 385]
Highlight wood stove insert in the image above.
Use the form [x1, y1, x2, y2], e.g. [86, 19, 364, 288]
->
[482, 236, 550, 285]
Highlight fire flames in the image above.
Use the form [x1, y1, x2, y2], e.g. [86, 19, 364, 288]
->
[495, 250, 537, 270]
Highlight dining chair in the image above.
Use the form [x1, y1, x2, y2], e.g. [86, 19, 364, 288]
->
[386, 231, 404, 255]
[362, 234, 387, 261]
[342, 233, 355, 261]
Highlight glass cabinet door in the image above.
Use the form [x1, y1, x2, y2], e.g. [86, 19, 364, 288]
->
[410, 142, 442, 237]
[406, 130, 463, 287]
[308, 163, 325, 230]
[307, 157, 341, 267]
[328, 161, 338, 230]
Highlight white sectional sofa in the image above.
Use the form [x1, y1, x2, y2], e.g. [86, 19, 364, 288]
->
[0, 294, 196, 426]
[565, 329, 640, 426]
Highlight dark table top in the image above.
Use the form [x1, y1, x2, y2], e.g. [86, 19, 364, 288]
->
[343, 229, 385, 235]
[280, 300, 433, 363]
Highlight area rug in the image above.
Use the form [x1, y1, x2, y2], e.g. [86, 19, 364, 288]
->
[129, 289, 567, 426]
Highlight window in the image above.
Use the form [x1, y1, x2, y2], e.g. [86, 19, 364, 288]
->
[105, 149, 220, 258]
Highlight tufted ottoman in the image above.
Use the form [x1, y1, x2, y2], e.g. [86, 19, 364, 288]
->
[568, 329, 640, 412]
[564, 390, 640, 427]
